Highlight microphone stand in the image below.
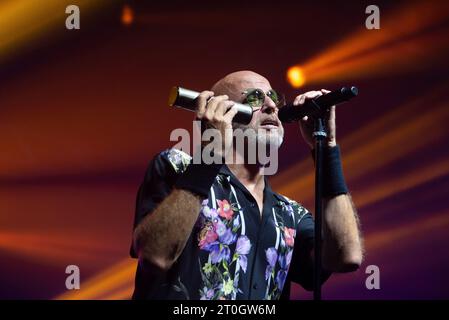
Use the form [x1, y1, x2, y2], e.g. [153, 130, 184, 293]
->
[277, 86, 357, 300]
[312, 116, 327, 301]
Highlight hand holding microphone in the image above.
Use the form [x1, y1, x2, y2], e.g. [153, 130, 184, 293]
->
[187, 90, 239, 160]
[169, 87, 254, 125]
[294, 89, 336, 149]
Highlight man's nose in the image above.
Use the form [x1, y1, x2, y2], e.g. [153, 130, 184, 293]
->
[261, 96, 278, 114]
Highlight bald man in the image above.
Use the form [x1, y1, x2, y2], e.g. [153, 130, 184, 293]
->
[130, 71, 363, 300]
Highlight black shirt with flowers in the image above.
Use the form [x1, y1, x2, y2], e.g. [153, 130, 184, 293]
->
[130, 148, 330, 300]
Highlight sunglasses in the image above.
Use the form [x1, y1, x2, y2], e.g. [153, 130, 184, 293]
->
[241, 88, 285, 111]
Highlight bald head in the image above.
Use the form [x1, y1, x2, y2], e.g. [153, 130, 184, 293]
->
[210, 70, 272, 102]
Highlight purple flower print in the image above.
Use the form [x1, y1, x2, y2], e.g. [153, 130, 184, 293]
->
[278, 254, 287, 269]
[202, 206, 218, 220]
[219, 228, 236, 245]
[265, 247, 278, 280]
[209, 244, 221, 263]
[210, 244, 230, 264]
[286, 249, 293, 266]
[233, 215, 240, 229]
[238, 255, 248, 273]
[203, 241, 219, 252]
[214, 219, 226, 237]
[200, 287, 215, 300]
[206, 289, 215, 299]
[235, 236, 251, 273]
[220, 246, 231, 263]
[266, 247, 278, 267]
[198, 198, 250, 298]
[224, 247, 231, 261]
[265, 265, 272, 281]
[236, 236, 251, 255]
[275, 269, 287, 289]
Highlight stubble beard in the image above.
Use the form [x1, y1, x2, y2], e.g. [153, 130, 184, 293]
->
[232, 122, 284, 157]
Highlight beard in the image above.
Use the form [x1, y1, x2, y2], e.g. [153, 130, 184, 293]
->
[255, 126, 284, 149]
[232, 122, 284, 150]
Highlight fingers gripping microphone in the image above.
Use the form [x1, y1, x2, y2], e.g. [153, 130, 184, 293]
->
[168, 87, 254, 124]
[278, 86, 358, 123]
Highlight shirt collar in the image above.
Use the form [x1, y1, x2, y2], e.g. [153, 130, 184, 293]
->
[219, 165, 289, 208]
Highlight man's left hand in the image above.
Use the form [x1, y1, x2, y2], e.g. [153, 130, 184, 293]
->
[293, 89, 336, 149]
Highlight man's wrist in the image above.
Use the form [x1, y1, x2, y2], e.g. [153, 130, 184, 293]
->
[310, 144, 349, 198]
[322, 145, 348, 198]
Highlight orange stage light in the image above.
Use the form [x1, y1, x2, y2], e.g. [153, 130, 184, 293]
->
[286, 1, 449, 87]
[121, 4, 134, 26]
[287, 66, 305, 88]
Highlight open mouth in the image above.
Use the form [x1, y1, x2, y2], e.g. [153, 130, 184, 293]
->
[260, 119, 279, 128]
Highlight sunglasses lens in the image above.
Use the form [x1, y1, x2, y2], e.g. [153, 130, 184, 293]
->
[245, 89, 265, 107]
[267, 90, 284, 106]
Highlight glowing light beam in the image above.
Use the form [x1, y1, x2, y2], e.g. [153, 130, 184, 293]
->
[287, 1, 449, 87]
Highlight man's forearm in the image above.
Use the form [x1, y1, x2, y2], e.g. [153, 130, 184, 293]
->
[133, 188, 203, 271]
[322, 194, 363, 272]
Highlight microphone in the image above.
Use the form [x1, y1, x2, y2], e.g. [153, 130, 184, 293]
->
[278, 86, 358, 123]
[168, 86, 254, 124]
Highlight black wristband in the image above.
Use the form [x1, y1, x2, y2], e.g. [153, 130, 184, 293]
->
[174, 161, 223, 198]
[311, 145, 349, 198]
[323, 145, 348, 197]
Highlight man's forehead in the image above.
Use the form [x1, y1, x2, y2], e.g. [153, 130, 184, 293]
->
[228, 71, 270, 86]
[211, 71, 272, 98]
[234, 77, 271, 90]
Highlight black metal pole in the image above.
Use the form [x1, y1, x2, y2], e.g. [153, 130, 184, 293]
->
[313, 117, 326, 301]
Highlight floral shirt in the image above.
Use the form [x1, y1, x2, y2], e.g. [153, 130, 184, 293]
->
[130, 149, 330, 300]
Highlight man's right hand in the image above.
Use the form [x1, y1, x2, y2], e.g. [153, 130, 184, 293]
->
[195, 91, 238, 160]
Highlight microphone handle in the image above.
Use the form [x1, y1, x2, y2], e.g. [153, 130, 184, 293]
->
[168, 87, 254, 125]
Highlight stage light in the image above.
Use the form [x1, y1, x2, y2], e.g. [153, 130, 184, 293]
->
[285, 1, 449, 87]
[121, 4, 134, 26]
[287, 66, 305, 88]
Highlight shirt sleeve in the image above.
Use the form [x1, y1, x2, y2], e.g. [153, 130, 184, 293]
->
[288, 212, 332, 291]
[129, 150, 179, 258]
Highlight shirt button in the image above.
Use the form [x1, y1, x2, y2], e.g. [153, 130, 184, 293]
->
[253, 283, 258, 290]
[250, 203, 255, 207]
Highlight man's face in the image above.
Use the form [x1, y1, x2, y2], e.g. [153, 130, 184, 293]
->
[228, 73, 285, 150]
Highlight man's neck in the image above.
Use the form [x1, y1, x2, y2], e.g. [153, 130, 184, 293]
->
[226, 149, 265, 193]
